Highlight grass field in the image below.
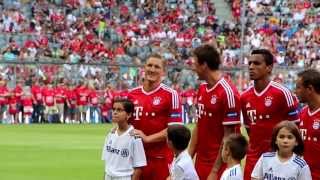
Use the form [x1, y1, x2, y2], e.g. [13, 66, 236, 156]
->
[0, 124, 196, 180]
[0, 124, 110, 180]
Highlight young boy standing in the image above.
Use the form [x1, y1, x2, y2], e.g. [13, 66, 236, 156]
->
[167, 124, 199, 180]
[102, 98, 146, 180]
[220, 134, 248, 180]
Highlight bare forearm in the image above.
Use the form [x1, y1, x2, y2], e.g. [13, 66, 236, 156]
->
[132, 168, 142, 180]
[188, 125, 198, 158]
[145, 128, 167, 143]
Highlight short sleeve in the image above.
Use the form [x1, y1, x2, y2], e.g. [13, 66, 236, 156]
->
[298, 165, 312, 180]
[251, 155, 263, 179]
[286, 95, 300, 123]
[171, 165, 185, 180]
[132, 137, 147, 167]
[222, 88, 241, 126]
[168, 90, 182, 125]
[101, 133, 110, 160]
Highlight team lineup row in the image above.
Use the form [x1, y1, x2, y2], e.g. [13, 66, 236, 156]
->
[102, 44, 320, 180]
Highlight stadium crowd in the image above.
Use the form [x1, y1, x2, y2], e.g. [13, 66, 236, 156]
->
[0, 0, 318, 125]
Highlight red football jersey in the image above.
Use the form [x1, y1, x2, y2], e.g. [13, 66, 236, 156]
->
[76, 87, 89, 106]
[21, 96, 33, 115]
[32, 85, 43, 103]
[241, 81, 299, 177]
[13, 85, 23, 102]
[8, 96, 17, 114]
[128, 83, 182, 158]
[66, 89, 77, 108]
[195, 78, 241, 163]
[299, 106, 320, 179]
[89, 89, 99, 106]
[42, 87, 55, 107]
[54, 86, 66, 104]
[0, 85, 9, 105]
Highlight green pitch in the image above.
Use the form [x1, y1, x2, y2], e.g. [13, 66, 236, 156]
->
[0, 124, 196, 180]
[0, 124, 109, 180]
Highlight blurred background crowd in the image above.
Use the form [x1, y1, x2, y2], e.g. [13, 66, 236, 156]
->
[0, 0, 318, 124]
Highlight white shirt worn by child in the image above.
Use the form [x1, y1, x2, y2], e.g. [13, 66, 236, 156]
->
[170, 150, 199, 180]
[101, 126, 147, 178]
[251, 152, 312, 180]
[220, 164, 243, 180]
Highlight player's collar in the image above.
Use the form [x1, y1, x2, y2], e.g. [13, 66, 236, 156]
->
[253, 81, 272, 97]
[205, 78, 223, 92]
[141, 83, 162, 95]
[307, 106, 320, 116]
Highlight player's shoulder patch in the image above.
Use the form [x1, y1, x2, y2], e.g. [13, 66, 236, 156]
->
[262, 152, 276, 158]
[293, 156, 307, 168]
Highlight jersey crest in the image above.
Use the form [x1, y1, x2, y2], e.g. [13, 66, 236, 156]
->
[313, 120, 320, 130]
[210, 95, 217, 104]
[152, 97, 161, 105]
[264, 96, 273, 107]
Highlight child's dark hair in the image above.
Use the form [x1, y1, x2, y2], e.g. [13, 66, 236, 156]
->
[167, 124, 191, 151]
[271, 120, 304, 156]
[112, 98, 134, 114]
[224, 133, 248, 161]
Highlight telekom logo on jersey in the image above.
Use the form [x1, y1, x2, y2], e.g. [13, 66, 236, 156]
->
[196, 104, 205, 118]
[133, 106, 143, 120]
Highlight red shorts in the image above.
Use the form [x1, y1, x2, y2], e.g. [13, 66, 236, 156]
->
[141, 157, 169, 180]
[195, 158, 225, 180]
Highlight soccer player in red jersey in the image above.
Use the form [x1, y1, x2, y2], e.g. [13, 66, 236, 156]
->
[295, 69, 320, 179]
[128, 54, 182, 180]
[241, 49, 300, 180]
[188, 44, 241, 180]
